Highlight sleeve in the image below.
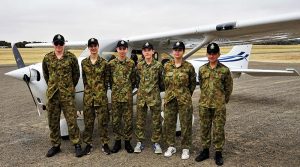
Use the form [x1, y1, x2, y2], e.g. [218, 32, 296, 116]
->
[188, 65, 197, 96]
[42, 56, 49, 85]
[130, 62, 137, 90]
[81, 62, 87, 87]
[107, 62, 113, 90]
[72, 56, 80, 87]
[158, 63, 165, 92]
[224, 69, 233, 103]
[135, 64, 141, 89]
[104, 61, 110, 90]
[198, 68, 202, 87]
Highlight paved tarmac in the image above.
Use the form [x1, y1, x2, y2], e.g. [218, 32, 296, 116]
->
[0, 62, 299, 167]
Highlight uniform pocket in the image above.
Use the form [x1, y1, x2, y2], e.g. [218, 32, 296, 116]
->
[200, 73, 210, 89]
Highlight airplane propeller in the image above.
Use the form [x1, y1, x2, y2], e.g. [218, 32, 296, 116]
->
[11, 44, 41, 115]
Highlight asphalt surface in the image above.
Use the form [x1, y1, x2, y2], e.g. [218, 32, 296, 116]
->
[0, 62, 299, 167]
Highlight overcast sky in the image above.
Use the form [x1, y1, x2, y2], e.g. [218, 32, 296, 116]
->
[1, 0, 299, 42]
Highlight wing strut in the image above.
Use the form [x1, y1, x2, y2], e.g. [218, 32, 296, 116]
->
[183, 35, 215, 60]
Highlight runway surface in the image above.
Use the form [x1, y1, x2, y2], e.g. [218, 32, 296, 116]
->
[0, 62, 299, 167]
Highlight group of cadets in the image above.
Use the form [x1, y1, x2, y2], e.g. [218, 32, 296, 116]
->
[43, 34, 233, 166]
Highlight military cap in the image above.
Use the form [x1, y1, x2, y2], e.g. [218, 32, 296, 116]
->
[207, 42, 220, 54]
[172, 41, 185, 50]
[88, 38, 99, 47]
[53, 34, 65, 43]
[117, 40, 128, 48]
[142, 42, 153, 50]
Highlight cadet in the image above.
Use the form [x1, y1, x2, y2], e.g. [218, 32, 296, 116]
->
[81, 38, 111, 155]
[42, 34, 83, 157]
[163, 41, 196, 159]
[108, 40, 136, 153]
[134, 42, 164, 154]
[195, 43, 233, 166]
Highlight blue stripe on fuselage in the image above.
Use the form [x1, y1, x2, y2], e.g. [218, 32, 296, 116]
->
[194, 52, 249, 62]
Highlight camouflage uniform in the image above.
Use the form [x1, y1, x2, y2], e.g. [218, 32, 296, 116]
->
[135, 59, 164, 143]
[42, 51, 81, 147]
[81, 56, 110, 145]
[198, 61, 233, 151]
[164, 60, 196, 149]
[108, 57, 136, 140]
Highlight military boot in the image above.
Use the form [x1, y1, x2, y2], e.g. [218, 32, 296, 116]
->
[75, 144, 84, 157]
[195, 148, 209, 162]
[102, 144, 111, 155]
[215, 151, 224, 166]
[46, 146, 61, 157]
[111, 140, 121, 153]
[124, 140, 134, 153]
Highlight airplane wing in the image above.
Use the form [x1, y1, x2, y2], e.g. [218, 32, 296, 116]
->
[125, 13, 300, 59]
[26, 41, 87, 49]
[26, 13, 300, 54]
[231, 68, 300, 77]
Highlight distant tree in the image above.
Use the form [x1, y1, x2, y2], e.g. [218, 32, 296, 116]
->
[0, 41, 11, 48]
[15, 41, 31, 48]
[255, 39, 300, 45]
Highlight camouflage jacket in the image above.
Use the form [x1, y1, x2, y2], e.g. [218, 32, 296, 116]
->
[198, 61, 233, 108]
[136, 59, 164, 106]
[108, 57, 136, 102]
[82, 56, 109, 107]
[42, 51, 80, 100]
[164, 60, 196, 104]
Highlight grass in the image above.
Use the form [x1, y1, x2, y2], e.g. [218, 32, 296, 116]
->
[0, 48, 83, 65]
[0, 45, 299, 65]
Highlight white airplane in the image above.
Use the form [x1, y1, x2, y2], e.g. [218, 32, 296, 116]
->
[5, 13, 300, 138]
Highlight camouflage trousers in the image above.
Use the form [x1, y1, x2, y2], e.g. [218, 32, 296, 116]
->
[47, 91, 81, 147]
[164, 98, 193, 149]
[82, 104, 110, 145]
[135, 102, 162, 143]
[199, 106, 226, 151]
[112, 101, 133, 140]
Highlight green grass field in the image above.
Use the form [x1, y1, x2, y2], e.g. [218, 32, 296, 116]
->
[0, 45, 299, 65]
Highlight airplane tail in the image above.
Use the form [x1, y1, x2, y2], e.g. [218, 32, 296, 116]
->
[218, 45, 252, 69]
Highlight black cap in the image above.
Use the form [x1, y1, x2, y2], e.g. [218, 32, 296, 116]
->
[142, 42, 153, 50]
[53, 34, 65, 43]
[88, 38, 99, 47]
[117, 40, 128, 48]
[207, 43, 220, 54]
[172, 41, 185, 50]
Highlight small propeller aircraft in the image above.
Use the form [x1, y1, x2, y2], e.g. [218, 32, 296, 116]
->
[5, 13, 300, 138]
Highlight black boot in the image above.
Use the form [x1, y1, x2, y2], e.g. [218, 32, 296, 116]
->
[195, 148, 209, 162]
[111, 140, 121, 153]
[75, 144, 84, 157]
[83, 144, 93, 155]
[102, 143, 111, 155]
[46, 146, 61, 157]
[124, 140, 134, 153]
[215, 151, 224, 166]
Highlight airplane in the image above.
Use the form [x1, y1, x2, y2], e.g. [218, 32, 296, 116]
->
[5, 13, 300, 138]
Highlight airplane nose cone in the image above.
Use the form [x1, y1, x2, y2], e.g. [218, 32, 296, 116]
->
[5, 67, 30, 81]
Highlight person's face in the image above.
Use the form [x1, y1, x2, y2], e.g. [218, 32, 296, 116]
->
[172, 48, 184, 59]
[142, 48, 154, 60]
[207, 53, 220, 63]
[116, 46, 128, 58]
[88, 44, 99, 55]
[53, 41, 65, 52]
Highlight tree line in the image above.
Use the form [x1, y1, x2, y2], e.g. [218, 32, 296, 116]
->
[0, 41, 44, 48]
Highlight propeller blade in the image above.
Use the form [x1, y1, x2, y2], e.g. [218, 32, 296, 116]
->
[23, 74, 41, 116]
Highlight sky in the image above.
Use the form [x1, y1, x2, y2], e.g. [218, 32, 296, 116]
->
[1, 0, 299, 42]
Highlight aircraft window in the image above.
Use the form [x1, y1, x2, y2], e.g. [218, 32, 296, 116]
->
[36, 70, 40, 81]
